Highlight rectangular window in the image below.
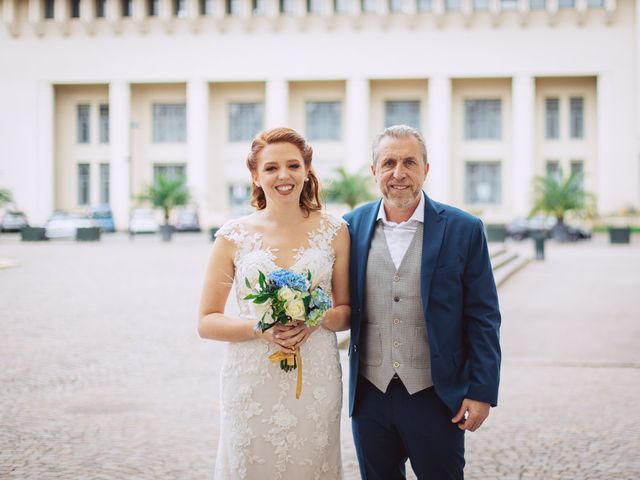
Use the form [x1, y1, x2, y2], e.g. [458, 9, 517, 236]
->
[384, 101, 421, 130]
[71, 0, 81, 17]
[305, 101, 342, 141]
[558, 0, 574, 7]
[501, 0, 518, 9]
[464, 162, 502, 205]
[570, 160, 584, 190]
[416, 0, 432, 10]
[228, 183, 252, 214]
[529, 0, 545, 8]
[389, 0, 406, 12]
[78, 164, 91, 206]
[308, 0, 324, 12]
[253, 0, 268, 14]
[587, 0, 603, 6]
[445, 0, 461, 10]
[100, 163, 110, 204]
[122, 0, 133, 16]
[152, 104, 187, 143]
[148, 0, 160, 15]
[280, 0, 296, 13]
[335, 0, 351, 13]
[464, 99, 502, 140]
[175, 0, 188, 17]
[569, 97, 584, 139]
[361, 0, 377, 13]
[545, 98, 559, 140]
[44, 0, 55, 19]
[153, 164, 187, 183]
[77, 104, 90, 144]
[99, 105, 109, 144]
[473, 0, 489, 10]
[228, 102, 264, 142]
[96, 0, 107, 17]
[545, 160, 562, 181]
[201, 0, 215, 14]
[227, 0, 242, 14]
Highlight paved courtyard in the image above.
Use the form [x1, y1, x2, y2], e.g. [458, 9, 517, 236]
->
[1, 232, 639, 479]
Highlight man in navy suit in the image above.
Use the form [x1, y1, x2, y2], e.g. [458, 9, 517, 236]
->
[344, 125, 501, 479]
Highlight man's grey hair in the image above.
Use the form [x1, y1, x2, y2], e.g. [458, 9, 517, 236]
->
[371, 125, 428, 166]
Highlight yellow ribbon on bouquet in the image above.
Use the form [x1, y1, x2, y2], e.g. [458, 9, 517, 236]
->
[268, 347, 303, 399]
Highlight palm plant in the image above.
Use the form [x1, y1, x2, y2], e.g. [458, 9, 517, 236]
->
[530, 172, 590, 241]
[0, 188, 13, 207]
[138, 175, 190, 240]
[322, 167, 376, 210]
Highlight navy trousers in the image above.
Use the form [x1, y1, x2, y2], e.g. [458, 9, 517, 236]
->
[352, 376, 465, 480]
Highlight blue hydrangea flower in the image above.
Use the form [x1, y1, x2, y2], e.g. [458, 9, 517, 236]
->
[267, 269, 309, 291]
[310, 287, 332, 311]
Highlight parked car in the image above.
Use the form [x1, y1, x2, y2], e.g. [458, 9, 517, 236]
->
[129, 208, 159, 234]
[88, 204, 115, 232]
[174, 208, 201, 232]
[45, 211, 96, 239]
[507, 216, 591, 241]
[1, 210, 29, 232]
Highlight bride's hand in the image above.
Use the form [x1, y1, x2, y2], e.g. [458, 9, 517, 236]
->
[274, 321, 319, 350]
[259, 322, 298, 354]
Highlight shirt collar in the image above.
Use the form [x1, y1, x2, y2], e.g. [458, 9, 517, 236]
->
[377, 191, 425, 227]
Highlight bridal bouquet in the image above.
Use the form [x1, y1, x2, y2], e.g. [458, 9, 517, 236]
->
[244, 269, 332, 398]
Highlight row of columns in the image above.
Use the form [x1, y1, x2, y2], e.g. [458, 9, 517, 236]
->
[34, 76, 553, 228]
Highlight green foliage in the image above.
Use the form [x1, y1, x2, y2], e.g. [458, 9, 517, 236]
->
[530, 172, 591, 224]
[0, 188, 13, 207]
[138, 175, 190, 224]
[322, 167, 376, 210]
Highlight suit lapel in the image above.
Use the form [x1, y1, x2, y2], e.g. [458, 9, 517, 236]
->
[420, 194, 447, 319]
[356, 200, 381, 312]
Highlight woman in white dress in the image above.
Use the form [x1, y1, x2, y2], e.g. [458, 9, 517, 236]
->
[198, 127, 351, 480]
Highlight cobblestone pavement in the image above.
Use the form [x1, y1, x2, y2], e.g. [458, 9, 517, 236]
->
[1, 233, 639, 479]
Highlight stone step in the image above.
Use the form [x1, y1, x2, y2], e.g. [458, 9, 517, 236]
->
[494, 255, 531, 288]
[491, 250, 519, 271]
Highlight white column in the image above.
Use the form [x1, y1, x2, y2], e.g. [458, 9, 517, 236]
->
[345, 77, 370, 172]
[426, 76, 452, 202]
[35, 82, 55, 224]
[511, 74, 535, 217]
[109, 81, 131, 231]
[265, 78, 289, 129]
[187, 80, 209, 212]
[637, 0, 640, 140]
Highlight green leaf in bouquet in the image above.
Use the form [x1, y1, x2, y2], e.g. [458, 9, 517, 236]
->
[307, 270, 312, 282]
[253, 294, 271, 304]
[245, 277, 251, 289]
[303, 295, 311, 314]
[258, 271, 266, 289]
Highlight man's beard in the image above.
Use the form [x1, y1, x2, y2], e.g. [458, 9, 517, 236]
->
[383, 185, 420, 209]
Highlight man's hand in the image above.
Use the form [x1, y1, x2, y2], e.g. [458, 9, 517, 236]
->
[451, 398, 490, 432]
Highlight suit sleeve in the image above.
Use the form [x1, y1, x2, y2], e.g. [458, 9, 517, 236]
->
[462, 218, 502, 406]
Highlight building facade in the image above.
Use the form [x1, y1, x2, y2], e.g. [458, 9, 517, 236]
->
[0, 0, 638, 228]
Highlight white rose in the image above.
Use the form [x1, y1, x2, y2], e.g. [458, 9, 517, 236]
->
[253, 299, 273, 321]
[284, 299, 306, 321]
[277, 286, 295, 302]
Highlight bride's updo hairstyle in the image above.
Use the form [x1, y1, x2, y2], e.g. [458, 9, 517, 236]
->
[246, 127, 322, 215]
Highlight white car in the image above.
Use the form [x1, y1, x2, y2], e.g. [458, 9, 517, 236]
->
[45, 212, 96, 239]
[129, 208, 159, 234]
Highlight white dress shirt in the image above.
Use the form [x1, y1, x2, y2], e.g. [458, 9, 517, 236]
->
[376, 193, 425, 270]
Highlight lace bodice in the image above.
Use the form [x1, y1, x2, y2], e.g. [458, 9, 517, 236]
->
[217, 212, 345, 321]
[212, 211, 345, 480]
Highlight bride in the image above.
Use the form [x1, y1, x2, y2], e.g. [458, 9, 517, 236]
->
[198, 127, 351, 479]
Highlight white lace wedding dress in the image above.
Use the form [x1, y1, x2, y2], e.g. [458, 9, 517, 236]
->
[213, 212, 344, 480]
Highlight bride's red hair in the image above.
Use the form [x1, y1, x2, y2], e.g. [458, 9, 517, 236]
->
[246, 127, 322, 215]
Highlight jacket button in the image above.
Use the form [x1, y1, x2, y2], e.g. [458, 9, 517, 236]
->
[352, 344, 358, 353]
[393, 361, 400, 368]
[394, 296, 400, 302]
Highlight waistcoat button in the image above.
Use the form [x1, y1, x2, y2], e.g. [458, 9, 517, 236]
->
[393, 361, 400, 368]
[393, 318, 400, 325]
[393, 275, 400, 282]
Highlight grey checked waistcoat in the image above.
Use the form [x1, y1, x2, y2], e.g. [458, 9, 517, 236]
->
[359, 222, 433, 395]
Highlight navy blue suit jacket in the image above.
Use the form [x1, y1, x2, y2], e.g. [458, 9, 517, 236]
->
[344, 193, 501, 416]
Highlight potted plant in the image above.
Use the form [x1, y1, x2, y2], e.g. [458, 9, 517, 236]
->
[138, 175, 190, 242]
[322, 167, 376, 210]
[529, 172, 591, 242]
